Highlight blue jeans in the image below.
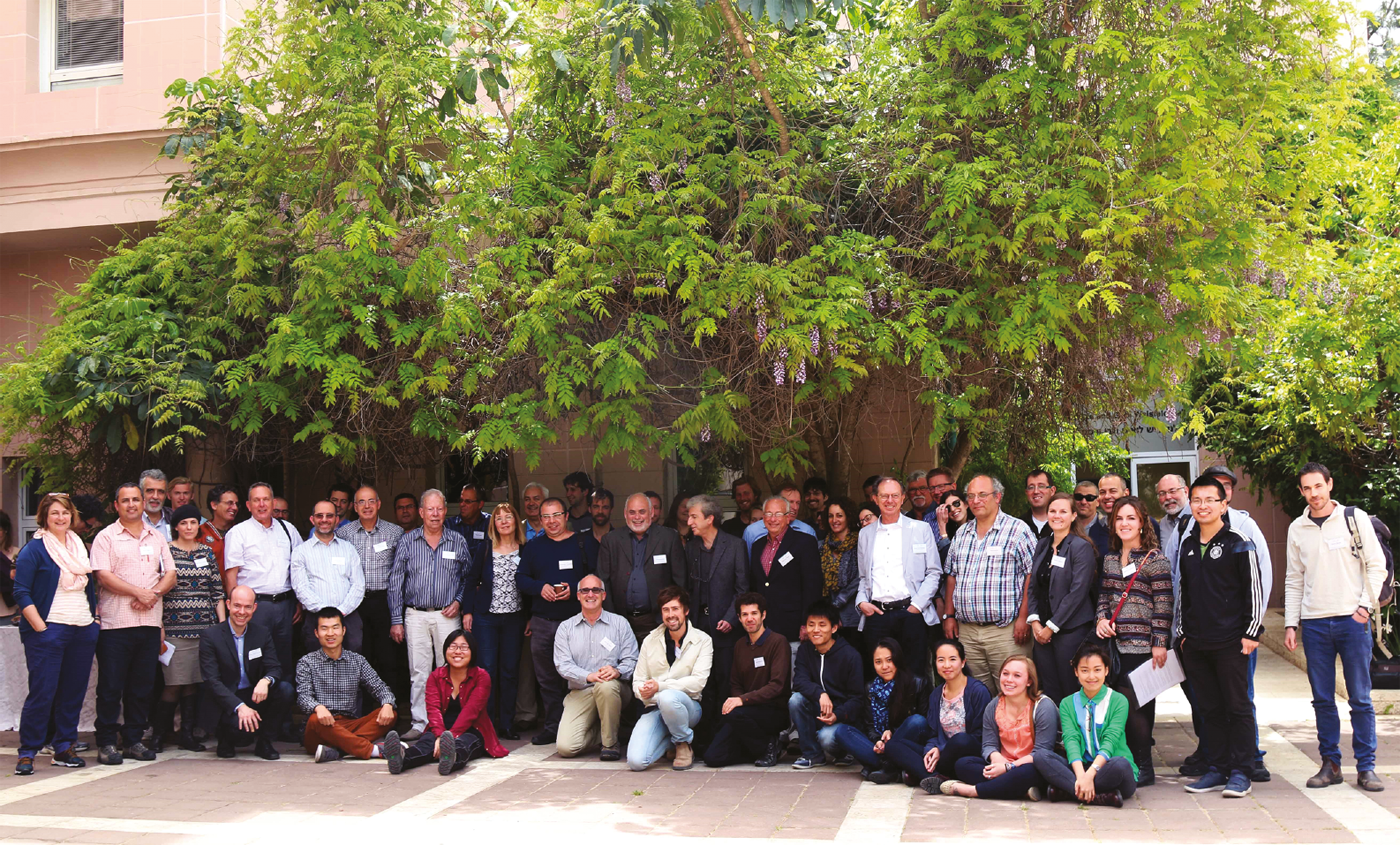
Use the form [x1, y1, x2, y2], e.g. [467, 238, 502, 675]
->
[474, 611, 525, 730]
[19, 621, 99, 757]
[831, 715, 929, 769]
[788, 692, 842, 762]
[626, 690, 702, 770]
[1301, 615, 1377, 771]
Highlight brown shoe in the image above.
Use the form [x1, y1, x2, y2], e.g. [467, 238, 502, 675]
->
[672, 742, 694, 771]
[1307, 761, 1342, 788]
[1358, 770, 1385, 792]
[1088, 790, 1123, 808]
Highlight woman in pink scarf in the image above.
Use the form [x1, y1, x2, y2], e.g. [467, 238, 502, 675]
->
[13, 493, 100, 776]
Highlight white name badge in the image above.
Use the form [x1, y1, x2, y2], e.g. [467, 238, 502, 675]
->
[559, 559, 574, 570]
[195, 556, 210, 568]
[443, 550, 457, 560]
[914, 543, 928, 554]
[1327, 537, 1346, 550]
[474, 531, 486, 540]
[140, 545, 153, 556]
[374, 542, 389, 553]
[332, 557, 346, 567]
[1121, 563, 1138, 578]
[1051, 555, 1066, 569]
[986, 546, 1004, 556]
[779, 552, 794, 565]
[600, 637, 616, 651]
[248, 648, 262, 660]
[754, 656, 766, 668]
[653, 554, 667, 564]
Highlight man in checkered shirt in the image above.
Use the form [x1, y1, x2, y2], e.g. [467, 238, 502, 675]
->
[297, 606, 397, 762]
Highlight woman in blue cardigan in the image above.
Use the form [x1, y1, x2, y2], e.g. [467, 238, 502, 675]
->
[883, 639, 992, 791]
[12, 493, 100, 776]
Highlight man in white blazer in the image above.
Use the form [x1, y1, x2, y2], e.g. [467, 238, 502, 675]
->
[856, 477, 942, 676]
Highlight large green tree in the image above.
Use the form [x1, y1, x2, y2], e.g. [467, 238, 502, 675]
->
[0, 0, 1372, 494]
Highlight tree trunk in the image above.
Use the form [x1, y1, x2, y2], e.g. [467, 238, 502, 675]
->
[714, 0, 792, 156]
[946, 425, 976, 480]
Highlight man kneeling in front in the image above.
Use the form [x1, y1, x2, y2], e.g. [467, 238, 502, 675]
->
[627, 585, 713, 771]
[296, 606, 398, 762]
[199, 586, 294, 759]
[553, 574, 638, 760]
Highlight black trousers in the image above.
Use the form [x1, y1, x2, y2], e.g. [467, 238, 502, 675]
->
[402, 728, 485, 772]
[697, 629, 738, 745]
[1032, 622, 1092, 704]
[95, 626, 162, 747]
[217, 681, 295, 744]
[1181, 640, 1255, 777]
[250, 598, 296, 683]
[360, 590, 410, 707]
[862, 607, 928, 681]
[702, 705, 787, 768]
[1115, 651, 1158, 770]
[884, 730, 980, 780]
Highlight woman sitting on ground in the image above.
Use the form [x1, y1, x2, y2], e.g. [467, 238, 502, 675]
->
[937, 654, 1057, 800]
[1033, 640, 1139, 807]
[382, 629, 509, 775]
[830, 638, 930, 783]
[883, 638, 992, 792]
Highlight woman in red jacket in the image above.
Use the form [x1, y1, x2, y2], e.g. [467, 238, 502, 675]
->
[383, 630, 509, 774]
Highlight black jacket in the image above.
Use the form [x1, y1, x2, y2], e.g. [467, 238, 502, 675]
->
[792, 635, 865, 723]
[1177, 515, 1265, 647]
[749, 529, 822, 642]
[199, 620, 284, 721]
[1028, 532, 1099, 632]
[686, 529, 749, 634]
[596, 525, 687, 616]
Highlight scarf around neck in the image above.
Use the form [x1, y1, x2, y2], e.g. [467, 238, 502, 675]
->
[35, 528, 91, 591]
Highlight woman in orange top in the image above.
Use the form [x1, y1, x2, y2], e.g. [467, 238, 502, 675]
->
[938, 655, 1059, 800]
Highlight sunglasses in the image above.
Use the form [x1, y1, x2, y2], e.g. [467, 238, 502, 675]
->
[1073, 493, 1098, 502]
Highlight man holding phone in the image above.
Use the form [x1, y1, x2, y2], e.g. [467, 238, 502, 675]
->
[516, 497, 596, 747]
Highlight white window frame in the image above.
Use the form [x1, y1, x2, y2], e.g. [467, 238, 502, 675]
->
[1128, 449, 1199, 497]
[38, 0, 124, 92]
[17, 475, 42, 546]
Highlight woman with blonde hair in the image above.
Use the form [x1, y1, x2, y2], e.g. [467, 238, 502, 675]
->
[937, 654, 1059, 800]
[12, 493, 100, 775]
[461, 502, 527, 739]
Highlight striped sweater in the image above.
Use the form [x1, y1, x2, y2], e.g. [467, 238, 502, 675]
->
[1096, 548, 1173, 653]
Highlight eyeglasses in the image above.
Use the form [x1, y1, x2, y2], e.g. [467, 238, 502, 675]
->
[1026, 485, 1052, 492]
[577, 587, 604, 595]
[876, 493, 902, 501]
[446, 643, 471, 652]
[1073, 493, 1098, 502]
[540, 512, 566, 519]
[763, 511, 787, 518]
[1189, 497, 1223, 506]
[967, 492, 996, 501]
[1158, 487, 1186, 495]
[353, 499, 377, 506]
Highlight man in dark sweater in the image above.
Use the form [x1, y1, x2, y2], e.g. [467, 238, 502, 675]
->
[1177, 475, 1264, 800]
[516, 498, 596, 747]
[703, 592, 792, 768]
[788, 600, 864, 769]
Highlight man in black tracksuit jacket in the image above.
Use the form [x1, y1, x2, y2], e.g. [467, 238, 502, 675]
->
[1176, 476, 1265, 796]
[788, 601, 864, 767]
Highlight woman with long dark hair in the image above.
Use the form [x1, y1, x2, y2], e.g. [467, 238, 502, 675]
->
[831, 638, 930, 783]
[822, 499, 862, 643]
[932, 490, 968, 558]
[885, 639, 993, 791]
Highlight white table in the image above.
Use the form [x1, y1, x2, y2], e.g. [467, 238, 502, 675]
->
[0, 624, 98, 732]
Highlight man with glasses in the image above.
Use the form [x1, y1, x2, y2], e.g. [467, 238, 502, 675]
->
[553, 574, 639, 760]
[597, 493, 687, 641]
[904, 471, 934, 522]
[198, 484, 241, 593]
[387, 489, 470, 741]
[940, 475, 1037, 688]
[1177, 475, 1265, 799]
[272, 497, 291, 522]
[307, 483, 355, 538]
[1022, 469, 1057, 538]
[749, 495, 822, 657]
[292, 500, 366, 652]
[857, 477, 942, 671]
[517, 496, 596, 746]
[927, 468, 957, 500]
[392, 493, 421, 532]
[337, 485, 408, 709]
[742, 484, 816, 554]
[445, 482, 492, 566]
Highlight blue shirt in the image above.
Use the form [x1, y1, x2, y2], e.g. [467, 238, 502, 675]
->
[230, 620, 250, 690]
[743, 518, 816, 554]
[387, 527, 472, 624]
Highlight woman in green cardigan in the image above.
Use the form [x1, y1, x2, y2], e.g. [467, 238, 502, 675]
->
[1034, 639, 1138, 807]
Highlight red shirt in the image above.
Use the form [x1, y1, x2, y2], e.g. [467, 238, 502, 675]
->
[425, 665, 509, 757]
[196, 520, 228, 577]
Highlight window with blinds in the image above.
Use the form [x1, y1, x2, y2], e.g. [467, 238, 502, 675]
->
[55, 0, 123, 70]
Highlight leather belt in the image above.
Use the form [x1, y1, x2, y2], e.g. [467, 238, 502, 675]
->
[873, 598, 912, 612]
[410, 605, 445, 613]
[256, 591, 294, 603]
[627, 608, 652, 618]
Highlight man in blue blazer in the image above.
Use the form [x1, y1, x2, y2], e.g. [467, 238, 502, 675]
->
[856, 477, 942, 678]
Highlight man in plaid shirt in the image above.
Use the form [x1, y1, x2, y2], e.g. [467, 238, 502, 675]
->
[941, 475, 1038, 688]
[297, 606, 397, 762]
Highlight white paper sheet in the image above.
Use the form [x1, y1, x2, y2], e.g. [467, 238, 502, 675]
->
[157, 639, 177, 666]
[1127, 649, 1186, 705]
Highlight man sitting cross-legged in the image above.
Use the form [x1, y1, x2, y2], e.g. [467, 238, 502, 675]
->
[296, 606, 398, 762]
[702, 593, 792, 768]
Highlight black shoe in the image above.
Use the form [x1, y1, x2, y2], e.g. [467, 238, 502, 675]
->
[15, 756, 34, 776]
[98, 745, 123, 765]
[866, 767, 900, 785]
[1178, 759, 1210, 777]
[1250, 764, 1271, 783]
[754, 737, 782, 768]
[513, 719, 539, 732]
[123, 742, 156, 761]
[919, 774, 946, 795]
[217, 737, 236, 759]
[600, 745, 621, 762]
[498, 728, 521, 741]
[52, 749, 86, 768]
[254, 739, 280, 761]
[384, 731, 404, 774]
[1047, 785, 1075, 803]
[1136, 768, 1156, 788]
[438, 731, 457, 776]
[531, 729, 557, 746]
[1359, 770, 1386, 792]
[1307, 761, 1342, 788]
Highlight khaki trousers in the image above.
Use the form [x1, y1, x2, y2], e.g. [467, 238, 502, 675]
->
[557, 680, 631, 757]
[959, 621, 1030, 690]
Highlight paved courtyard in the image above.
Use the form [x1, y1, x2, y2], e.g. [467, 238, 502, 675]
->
[2, 646, 1399, 845]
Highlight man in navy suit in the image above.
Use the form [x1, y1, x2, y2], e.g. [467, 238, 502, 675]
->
[199, 586, 294, 759]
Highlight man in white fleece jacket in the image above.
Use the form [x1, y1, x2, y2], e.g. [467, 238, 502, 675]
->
[1283, 462, 1389, 793]
[626, 585, 713, 772]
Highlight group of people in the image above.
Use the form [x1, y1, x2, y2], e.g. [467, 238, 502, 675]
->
[7, 462, 1388, 808]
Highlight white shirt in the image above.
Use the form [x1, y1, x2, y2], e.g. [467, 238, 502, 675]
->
[870, 519, 910, 602]
[225, 517, 300, 594]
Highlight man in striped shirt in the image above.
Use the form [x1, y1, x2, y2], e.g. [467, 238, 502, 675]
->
[337, 486, 407, 707]
[388, 489, 470, 740]
[292, 500, 365, 652]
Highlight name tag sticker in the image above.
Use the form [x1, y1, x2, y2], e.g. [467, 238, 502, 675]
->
[248, 648, 262, 660]
[601, 637, 615, 651]
[779, 552, 794, 565]
[1051, 555, 1066, 569]
[443, 550, 457, 560]
[139, 545, 153, 556]
[986, 546, 1004, 556]
[374, 542, 389, 553]
[195, 556, 210, 568]
[559, 559, 574, 570]
[914, 543, 928, 554]
[1122, 563, 1138, 578]
[332, 557, 346, 567]
[1327, 537, 1346, 550]
[474, 531, 486, 540]
[653, 554, 667, 564]
[754, 656, 766, 668]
